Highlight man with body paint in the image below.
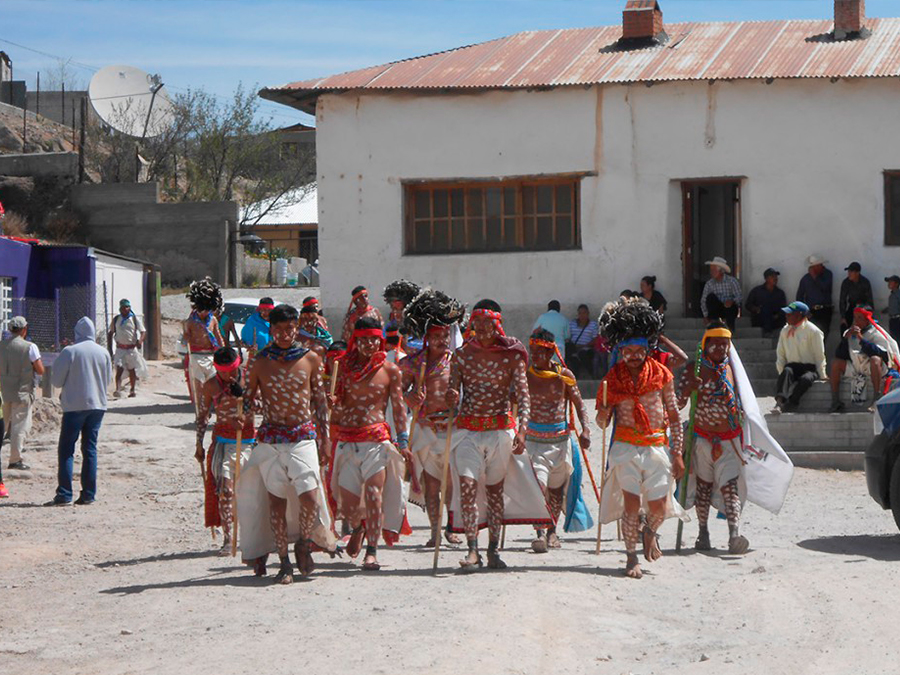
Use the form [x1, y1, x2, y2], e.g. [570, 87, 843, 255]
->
[184, 279, 225, 403]
[341, 286, 383, 344]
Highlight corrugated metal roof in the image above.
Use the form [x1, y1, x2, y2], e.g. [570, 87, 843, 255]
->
[261, 17, 900, 113]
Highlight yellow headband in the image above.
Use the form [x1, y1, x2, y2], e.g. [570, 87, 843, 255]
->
[702, 327, 733, 349]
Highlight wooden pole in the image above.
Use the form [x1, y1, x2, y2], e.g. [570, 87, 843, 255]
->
[187, 341, 215, 541]
[595, 380, 608, 554]
[432, 413, 456, 573]
[231, 397, 244, 557]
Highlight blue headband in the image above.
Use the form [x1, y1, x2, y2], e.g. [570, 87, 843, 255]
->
[610, 337, 649, 367]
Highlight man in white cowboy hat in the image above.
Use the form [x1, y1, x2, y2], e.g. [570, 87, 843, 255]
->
[796, 254, 834, 340]
[700, 257, 742, 331]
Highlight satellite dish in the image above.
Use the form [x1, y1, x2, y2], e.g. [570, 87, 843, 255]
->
[89, 65, 175, 138]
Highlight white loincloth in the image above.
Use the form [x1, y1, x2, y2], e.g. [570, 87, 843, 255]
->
[599, 441, 688, 526]
[526, 437, 573, 490]
[330, 440, 409, 536]
[188, 352, 216, 384]
[113, 347, 149, 379]
[447, 427, 552, 532]
[236, 441, 337, 562]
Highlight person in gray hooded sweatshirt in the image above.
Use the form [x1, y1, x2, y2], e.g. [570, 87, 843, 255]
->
[47, 318, 112, 506]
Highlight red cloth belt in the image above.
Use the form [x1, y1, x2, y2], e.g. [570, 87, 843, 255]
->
[614, 426, 668, 447]
[456, 413, 515, 432]
[694, 426, 743, 463]
[257, 421, 316, 444]
[189, 345, 215, 354]
[332, 422, 392, 443]
[213, 421, 256, 441]
[116, 343, 138, 349]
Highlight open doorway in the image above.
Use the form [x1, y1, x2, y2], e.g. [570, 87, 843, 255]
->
[681, 180, 742, 317]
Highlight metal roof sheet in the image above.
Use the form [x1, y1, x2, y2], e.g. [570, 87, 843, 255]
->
[262, 17, 900, 113]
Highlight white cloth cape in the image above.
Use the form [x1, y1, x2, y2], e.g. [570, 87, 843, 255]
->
[685, 346, 794, 515]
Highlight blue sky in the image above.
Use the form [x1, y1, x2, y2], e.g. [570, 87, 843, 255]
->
[3, 0, 897, 126]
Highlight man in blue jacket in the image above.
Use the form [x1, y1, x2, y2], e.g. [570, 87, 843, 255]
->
[46, 318, 112, 506]
[240, 297, 274, 351]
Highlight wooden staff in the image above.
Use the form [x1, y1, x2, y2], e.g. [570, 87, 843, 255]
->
[432, 411, 456, 573]
[231, 397, 244, 557]
[595, 380, 608, 554]
[186, 341, 215, 541]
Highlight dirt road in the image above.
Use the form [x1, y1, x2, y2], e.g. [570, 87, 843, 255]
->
[2, 358, 899, 675]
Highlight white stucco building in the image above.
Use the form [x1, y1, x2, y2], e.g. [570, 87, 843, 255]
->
[263, 0, 900, 337]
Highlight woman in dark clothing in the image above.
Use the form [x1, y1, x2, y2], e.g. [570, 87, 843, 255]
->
[640, 276, 667, 313]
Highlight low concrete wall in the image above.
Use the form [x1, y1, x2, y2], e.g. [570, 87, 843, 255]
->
[72, 183, 239, 287]
[0, 151, 77, 178]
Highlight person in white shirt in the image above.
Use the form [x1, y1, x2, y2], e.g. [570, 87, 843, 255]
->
[830, 305, 900, 412]
[773, 302, 826, 413]
[107, 299, 146, 398]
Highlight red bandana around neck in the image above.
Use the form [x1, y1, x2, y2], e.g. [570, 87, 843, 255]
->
[602, 358, 672, 433]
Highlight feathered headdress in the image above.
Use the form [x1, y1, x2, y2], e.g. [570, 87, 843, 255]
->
[400, 288, 466, 339]
[383, 279, 421, 306]
[187, 277, 223, 313]
[598, 296, 663, 349]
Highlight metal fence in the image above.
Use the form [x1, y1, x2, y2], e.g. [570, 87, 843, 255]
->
[14, 284, 95, 351]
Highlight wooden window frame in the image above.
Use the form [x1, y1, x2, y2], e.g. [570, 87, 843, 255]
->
[885, 171, 900, 246]
[403, 175, 582, 255]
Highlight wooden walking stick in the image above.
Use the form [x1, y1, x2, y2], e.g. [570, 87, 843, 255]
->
[231, 397, 244, 557]
[187, 340, 215, 541]
[432, 410, 457, 573]
[675, 343, 703, 553]
[595, 380, 609, 554]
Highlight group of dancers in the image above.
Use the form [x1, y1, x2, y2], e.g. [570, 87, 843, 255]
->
[184, 277, 794, 583]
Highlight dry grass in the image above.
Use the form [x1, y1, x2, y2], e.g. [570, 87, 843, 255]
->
[2, 211, 31, 237]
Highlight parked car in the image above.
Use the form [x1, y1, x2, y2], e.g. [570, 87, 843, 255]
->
[176, 297, 277, 356]
[864, 430, 900, 530]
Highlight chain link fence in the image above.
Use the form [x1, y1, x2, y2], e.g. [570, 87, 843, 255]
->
[14, 284, 95, 352]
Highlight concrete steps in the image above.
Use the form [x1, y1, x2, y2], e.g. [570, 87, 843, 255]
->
[789, 381, 874, 413]
[764, 410, 873, 470]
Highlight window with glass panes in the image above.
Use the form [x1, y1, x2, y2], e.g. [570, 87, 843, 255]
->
[404, 176, 581, 254]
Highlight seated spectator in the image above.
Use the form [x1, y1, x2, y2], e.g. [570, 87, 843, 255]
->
[884, 275, 900, 343]
[745, 268, 787, 336]
[533, 300, 570, 358]
[640, 276, 667, 312]
[830, 306, 900, 412]
[566, 304, 599, 379]
[701, 257, 742, 331]
[796, 255, 834, 340]
[772, 302, 826, 413]
[839, 262, 874, 331]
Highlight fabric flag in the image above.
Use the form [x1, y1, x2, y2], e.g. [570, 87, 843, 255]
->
[731, 346, 794, 514]
[563, 434, 594, 533]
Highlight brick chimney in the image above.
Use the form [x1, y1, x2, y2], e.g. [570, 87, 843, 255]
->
[834, 0, 867, 40]
[622, 0, 665, 42]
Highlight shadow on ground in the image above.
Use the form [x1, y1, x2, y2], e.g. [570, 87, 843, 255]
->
[797, 533, 900, 561]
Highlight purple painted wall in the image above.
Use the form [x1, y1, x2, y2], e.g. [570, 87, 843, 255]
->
[27, 246, 92, 299]
[0, 237, 33, 314]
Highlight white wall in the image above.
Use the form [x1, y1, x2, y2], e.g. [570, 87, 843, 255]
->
[316, 79, 900, 338]
[94, 253, 145, 332]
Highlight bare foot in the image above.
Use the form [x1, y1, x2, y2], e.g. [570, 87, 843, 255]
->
[459, 549, 483, 571]
[424, 537, 436, 548]
[218, 540, 232, 557]
[531, 534, 548, 553]
[695, 528, 712, 551]
[642, 528, 662, 563]
[294, 540, 314, 578]
[547, 532, 561, 549]
[728, 535, 750, 555]
[625, 553, 643, 579]
[444, 529, 462, 545]
[274, 557, 293, 585]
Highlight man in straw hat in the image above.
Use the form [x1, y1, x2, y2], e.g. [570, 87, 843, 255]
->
[595, 298, 686, 579]
[398, 288, 465, 547]
[796, 255, 834, 340]
[700, 257, 742, 332]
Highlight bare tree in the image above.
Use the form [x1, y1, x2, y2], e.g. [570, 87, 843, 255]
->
[44, 58, 87, 91]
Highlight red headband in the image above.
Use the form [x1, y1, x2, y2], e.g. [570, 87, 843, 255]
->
[353, 328, 384, 340]
[214, 358, 241, 373]
[303, 298, 318, 308]
[854, 307, 874, 322]
[529, 337, 567, 368]
[427, 325, 448, 334]
[258, 303, 275, 310]
[468, 308, 506, 337]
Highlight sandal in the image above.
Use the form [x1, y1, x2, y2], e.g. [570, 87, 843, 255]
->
[486, 543, 508, 569]
[361, 544, 381, 571]
[252, 554, 268, 577]
[459, 551, 483, 572]
[273, 555, 293, 585]
[346, 525, 365, 559]
[294, 539, 314, 578]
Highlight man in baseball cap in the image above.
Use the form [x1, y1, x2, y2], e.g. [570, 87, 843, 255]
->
[839, 262, 873, 331]
[745, 268, 787, 336]
[796, 255, 834, 340]
[772, 301, 826, 414]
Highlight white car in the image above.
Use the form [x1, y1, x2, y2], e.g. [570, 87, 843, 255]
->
[177, 297, 278, 356]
